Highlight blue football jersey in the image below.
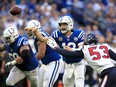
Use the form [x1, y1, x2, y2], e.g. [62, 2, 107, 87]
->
[5, 36, 38, 71]
[51, 30, 85, 64]
[34, 30, 61, 65]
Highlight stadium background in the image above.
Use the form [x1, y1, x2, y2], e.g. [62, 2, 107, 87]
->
[0, 0, 116, 87]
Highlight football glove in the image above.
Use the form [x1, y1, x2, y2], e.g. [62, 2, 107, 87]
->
[5, 62, 13, 69]
[5, 60, 17, 69]
[47, 37, 58, 49]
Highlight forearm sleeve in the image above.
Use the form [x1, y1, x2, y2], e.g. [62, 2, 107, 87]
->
[109, 49, 116, 61]
[54, 47, 84, 58]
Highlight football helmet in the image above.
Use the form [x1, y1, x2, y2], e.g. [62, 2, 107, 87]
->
[26, 20, 41, 31]
[85, 33, 98, 45]
[25, 20, 41, 38]
[2, 27, 19, 45]
[58, 16, 73, 34]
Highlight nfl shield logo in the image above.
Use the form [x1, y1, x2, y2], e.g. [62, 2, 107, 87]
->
[59, 37, 63, 41]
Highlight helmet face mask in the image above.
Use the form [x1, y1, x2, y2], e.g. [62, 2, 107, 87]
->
[85, 34, 98, 45]
[2, 27, 19, 45]
[3, 36, 13, 44]
[26, 20, 41, 38]
[27, 30, 34, 38]
[59, 23, 69, 34]
[58, 16, 73, 34]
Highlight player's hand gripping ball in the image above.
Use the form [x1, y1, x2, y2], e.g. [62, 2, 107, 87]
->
[10, 6, 22, 16]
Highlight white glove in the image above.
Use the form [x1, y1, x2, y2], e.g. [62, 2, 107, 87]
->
[47, 37, 58, 49]
[5, 60, 17, 69]
[5, 62, 13, 69]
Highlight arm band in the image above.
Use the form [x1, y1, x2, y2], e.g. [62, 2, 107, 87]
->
[20, 50, 31, 60]
[54, 47, 84, 58]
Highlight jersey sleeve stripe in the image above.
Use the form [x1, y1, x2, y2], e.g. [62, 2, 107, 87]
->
[52, 32, 54, 37]
[52, 31, 58, 38]
[40, 32, 48, 37]
[17, 37, 26, 46]
[78, 31, 85, 39]
[55, 31, 58, 38]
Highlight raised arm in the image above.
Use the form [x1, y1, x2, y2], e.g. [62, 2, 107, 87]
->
[34, 30, 48, 42]
[25, 28, 48, 42]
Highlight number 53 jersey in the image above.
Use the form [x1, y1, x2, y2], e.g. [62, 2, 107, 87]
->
[83, 44, 114, 74]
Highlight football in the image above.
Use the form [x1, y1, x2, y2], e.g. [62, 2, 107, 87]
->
[10, 6, 22, 16]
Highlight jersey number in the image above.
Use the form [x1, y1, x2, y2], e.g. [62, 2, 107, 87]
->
[88, 46, 110, 60]
[8, 53, 19, 60]
[62, 42, 76, 48]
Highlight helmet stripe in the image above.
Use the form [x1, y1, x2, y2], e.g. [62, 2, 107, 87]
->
[78, 31, 85, 39]
[67, 17, 72, 22]
[33, 22, 39, 27]
[60, 17, 63, 22]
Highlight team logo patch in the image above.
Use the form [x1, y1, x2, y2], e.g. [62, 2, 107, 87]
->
[59, 37, 63, 41]
[74, 37, 78, 42]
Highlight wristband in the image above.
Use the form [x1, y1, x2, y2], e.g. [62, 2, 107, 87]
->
[11, 60, 17, 65]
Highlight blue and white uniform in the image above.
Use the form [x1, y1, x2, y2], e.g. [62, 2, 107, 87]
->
[34, 30, 62, 87]
[5, 36, 39, 87]
[5, 36, 38, 70]
[52, 30, 84, 63]
[52, 30, 86, 87]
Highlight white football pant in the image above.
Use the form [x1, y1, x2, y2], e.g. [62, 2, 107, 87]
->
[63, 59, 86, 87]
[38, 59, 62, 87]
[6, 66, 39, 87]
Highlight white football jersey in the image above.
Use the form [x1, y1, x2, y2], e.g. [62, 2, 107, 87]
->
[82, 44, 115, 74]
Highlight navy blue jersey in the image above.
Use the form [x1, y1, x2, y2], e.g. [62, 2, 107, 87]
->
[5, 36, 38, 71]
[34, 30, 61, 65]
[51, 30, 85, 64]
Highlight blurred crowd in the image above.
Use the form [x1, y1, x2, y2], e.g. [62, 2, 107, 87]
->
[0, 0, 116, 44]
[0, 0, 116, 87]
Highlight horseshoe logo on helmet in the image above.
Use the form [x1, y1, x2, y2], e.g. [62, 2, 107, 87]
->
[8, 28, 15, 34]
[33, 22, 39, 27]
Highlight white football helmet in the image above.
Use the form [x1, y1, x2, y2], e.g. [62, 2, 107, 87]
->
[58, 16, 73, 34]
[2, 27, 19, 45]
[26, 20, 41, 38]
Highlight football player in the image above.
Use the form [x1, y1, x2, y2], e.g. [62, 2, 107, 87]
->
[51, 16, 86, 87]
[47, 33, 116, 87]
[25, 20, 62, 87]
[0, 27, 39, 87]
[25, 16, 86, 87]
